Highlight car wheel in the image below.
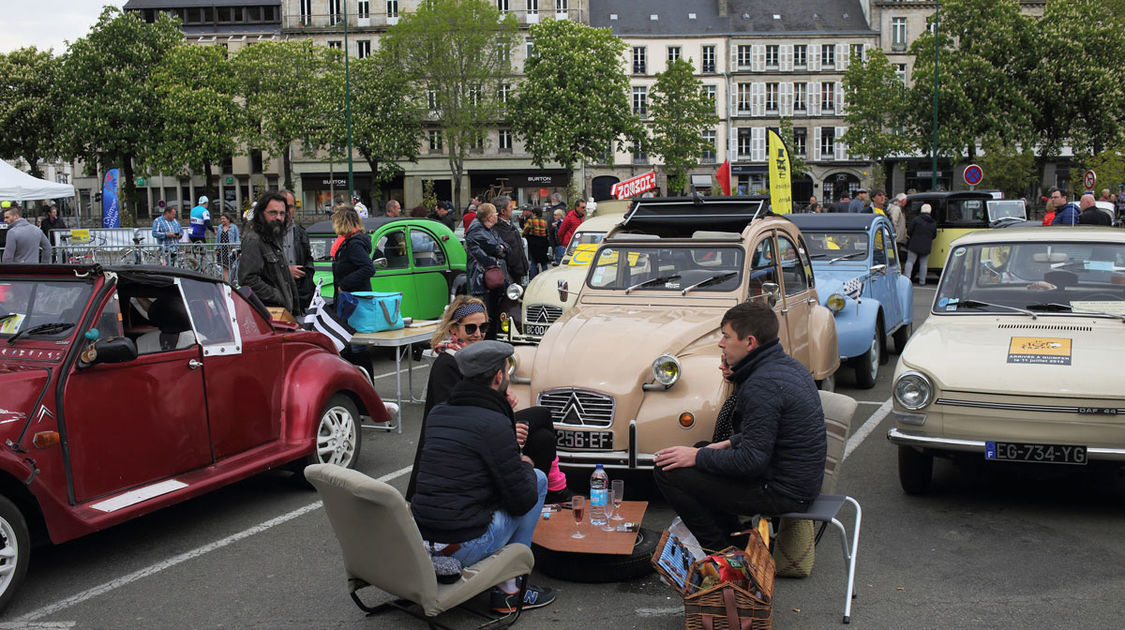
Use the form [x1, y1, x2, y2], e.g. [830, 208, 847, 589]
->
[0, 495, 30, 613]
[892, 321, 912, 354]
[531, 526, 657, 583]
[898, 446, 933, 495]
[306, 394, 362, 469]
[852, 328, 881, 389]
[816, 373, 836, 393]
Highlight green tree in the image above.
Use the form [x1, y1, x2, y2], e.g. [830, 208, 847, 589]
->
[647, 59, 720, 195]
[233, 40, 340, 189]
[382, 0, 519, 207]
[508, 19, 638, 183]
[777, 117, 807, 179]
[0, 47, 59, 178]
[841, 48, 910, 164]
[349, 51, 425, 198]
[54, 7, 183, 214]
[144, 44, 242, 199]
[975, 145, 1038, 200]
[1078, 146, 1125, 197]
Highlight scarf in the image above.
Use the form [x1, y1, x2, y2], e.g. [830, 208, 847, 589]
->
[446, 379, 515, 423]
[330, 228, 362, 259]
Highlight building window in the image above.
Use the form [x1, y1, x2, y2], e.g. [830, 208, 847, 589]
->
[851, 44, 864, 63]
[737, 83, 752, 113]
[793, 127, 807, 156]
[765, 45, 779, 67]
[528, 0, 538, 15]
[820, 127, 835, 158]
[498, 83, 511, 104]
[526, 37, 536, 59]
[737, 45, 752, 67]
[299, 0, 312, 25]
[426, 89, 438, 111]
[632, 138, 647, 164]
[499, 128, 512, 151]
[327, 40, 342, 50]
[667, 46, 681, 63]
[702, 45, 716, 73]
[387, 0, 399, 18]
[892, 18, 907, 50]
[821, 82, 834, 111]
[702, 84, 717, 113]
[358, 0, 370, 18]
[555, 0, 568, 14]
[895, 63, 907, 84]
[794, 44, 807, 68]
[821, 44, 835, 69]
[468, 85, 481, 107]
[428, 129, 443, 152]
[471, 132, 485, 152]
[499, 45, 510, 64]
[328, 0, 342, 25]
[497, 0, 508, 13]
[701, 130, 717, 163]
[632, 86, 648, 116]
[794, 82, 807, 111]
[765, 83, 778, 112]
[633, 46, 647, 74]
[737, 128, 752, 159]
[357, 40, 371, 59]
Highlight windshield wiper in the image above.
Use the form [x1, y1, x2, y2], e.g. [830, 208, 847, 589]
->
[681, 271, 738, 295]
[7, 322, 75, 345]
[625, 274, 681, 294]
[1026, 303, 1125, 321]
[0, 313, 18, 323]
[956, 299, 1037, 319]
[828, 252, 865, 264]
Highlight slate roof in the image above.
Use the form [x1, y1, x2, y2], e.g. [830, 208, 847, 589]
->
[589, 0, 875, 36]
[124, 0, 280, 9]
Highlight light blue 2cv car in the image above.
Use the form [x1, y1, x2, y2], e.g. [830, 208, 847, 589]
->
[788, 213, 913, 388]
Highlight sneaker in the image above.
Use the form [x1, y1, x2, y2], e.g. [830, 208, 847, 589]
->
[490, 583, 557, 613]
[545, 487, 574, 504]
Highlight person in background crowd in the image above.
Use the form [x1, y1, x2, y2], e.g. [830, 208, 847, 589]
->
[848, 189, 869, 214]
[238, 192, 301, 315]
[1042, 189, 1062, 226]
[887, 193, 908, 257]
[331, 204, 376, 374]
[151, 203, 182, 257]
[429, 200, 459, 231]
[548, 208, 565, 265]
[281, 190, 315, 310]
[557, 198, 587, 251]
[409, 339, 557, 614]
[1098, 189, 1110, 202]
[216, 212, 239, 282]
[903, 203, 937, 285]
[1078, 193, 1111, 226]
[831, 196, 851, 213]
[410, 204, 428, 218]
[385, 199, 402, 218]
[2, 203, 51, 263]
[189, 196, 214, 243]
[463, 195, 481, 231]
[491, 196, 528, 285]
[40, 205, 66, 240]
[465, 203, 508, 340]
[1050, 188, 1080, 226]
[522, 207, 550, 280]
[352, 194, 369, 219]
[869, 190, 887, 216]
[806, 196, 821, 213]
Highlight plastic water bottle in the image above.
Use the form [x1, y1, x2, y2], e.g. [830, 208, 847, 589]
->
[589, 464, 609, 526]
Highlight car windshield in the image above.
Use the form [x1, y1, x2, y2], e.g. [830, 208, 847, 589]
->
[586, 245, 743, 292]
[802, 232, 869, 262]
[565, 231, 608, 264]
[935, 242, 1125, 317]
[0, 279, 93, 338]
[987, 200, 1026, 222]
[309, 236, 335, 263]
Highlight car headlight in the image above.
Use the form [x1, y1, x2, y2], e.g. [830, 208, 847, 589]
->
[506, 283, 524, 301]
[894, 371, 934, 410]
[827, 293, 846, 312]
[651, 354, 681, 386]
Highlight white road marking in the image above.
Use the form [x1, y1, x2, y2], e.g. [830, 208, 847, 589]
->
[843, 398, 893, 462]
[17, 465, 415, 622]
[635, 606, 684, 617]
[0, 623, 77, 629]
[370, 363, 430, 381]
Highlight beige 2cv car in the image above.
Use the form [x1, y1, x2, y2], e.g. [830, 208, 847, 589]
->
[508, 197, 839, 470]
[888, 227, 1125, 494]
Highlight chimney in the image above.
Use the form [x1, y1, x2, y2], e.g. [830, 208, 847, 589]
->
[718, 0, 728, 18]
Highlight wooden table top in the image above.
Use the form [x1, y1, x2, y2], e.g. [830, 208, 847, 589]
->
[351, 321, 440, 346]
[532, 501, 648, 555]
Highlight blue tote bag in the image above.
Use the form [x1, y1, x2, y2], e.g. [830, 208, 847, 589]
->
[347, 291, 405, 333]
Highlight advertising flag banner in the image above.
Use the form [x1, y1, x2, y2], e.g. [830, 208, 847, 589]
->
[766, 130, 792, 214]
[102, 169, 121, 228]
[611, 170, 658, 200]
[715, 160, 731, 196]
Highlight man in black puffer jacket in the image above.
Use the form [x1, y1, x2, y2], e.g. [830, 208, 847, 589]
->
[411, 340, 556, 613]
[654, 301, 825, 551]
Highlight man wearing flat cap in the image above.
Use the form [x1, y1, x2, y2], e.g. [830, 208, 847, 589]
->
[847, 189, 869, 214]
[410, 340, 557, 613]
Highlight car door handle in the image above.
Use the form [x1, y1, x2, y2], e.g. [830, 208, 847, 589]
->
[780, 308, 789, 314]
[188, 359, 202, 370]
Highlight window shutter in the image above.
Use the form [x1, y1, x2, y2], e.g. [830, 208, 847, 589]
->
[813, 127, 822, 161]
[780, 44, 793, 72]
[752, 127, 766, 162]
[835, 126, 847, 160]
[780, 82, 793, 116]
[838, 43, 848, 70]
[808, 43, 820, 71]
[752, 82, 764, 116]
[753, 44, 765, 72]
[809, 82, 820, 116]
[730, 89, 738, 116]
[731, 44, 739, 69]
[835, 81, 844, 115]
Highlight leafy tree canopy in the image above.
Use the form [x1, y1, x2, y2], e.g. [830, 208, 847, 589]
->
[841, 48, 911, 162]
[0, 47, 58, 178]
[648, 58, 719, 195]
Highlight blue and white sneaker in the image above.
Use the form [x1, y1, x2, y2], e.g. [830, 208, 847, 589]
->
[490, 583, 557, 613]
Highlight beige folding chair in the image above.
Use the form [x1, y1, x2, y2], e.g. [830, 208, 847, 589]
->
[305, 464, 535, 629]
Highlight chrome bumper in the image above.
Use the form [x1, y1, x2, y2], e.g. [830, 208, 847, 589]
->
[887, 427, 1125, 462]
[556, 420, 656, 470]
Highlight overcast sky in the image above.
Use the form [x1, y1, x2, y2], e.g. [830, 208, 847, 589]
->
[0, 1, 125, 54]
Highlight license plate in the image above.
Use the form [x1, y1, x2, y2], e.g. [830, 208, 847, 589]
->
[524, 324, 549, 337]
[985, 441, 1087, 465]
[556, 429, 613, 451]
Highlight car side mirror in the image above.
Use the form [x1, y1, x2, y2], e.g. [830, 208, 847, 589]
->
[373, 257, 388, 269]
[557, 279, 573, 302]
[77, 337, 138, 369]
[870, 264, 887, 275]
[762, 282, 781, 307]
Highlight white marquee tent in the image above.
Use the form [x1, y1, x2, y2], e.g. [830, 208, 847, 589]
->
[0, 160, 76, 201]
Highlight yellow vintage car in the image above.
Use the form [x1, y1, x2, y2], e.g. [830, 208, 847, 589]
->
[888, 227, 1125, 493]
[509, 197, 840, 470]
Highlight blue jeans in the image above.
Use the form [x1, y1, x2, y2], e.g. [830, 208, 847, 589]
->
[553, 245, 565, 264]
[451, 469, 547, 567]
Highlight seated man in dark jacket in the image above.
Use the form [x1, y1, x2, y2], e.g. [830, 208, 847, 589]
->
[410, 340, 556, 613]
[653, 301, 826, 551]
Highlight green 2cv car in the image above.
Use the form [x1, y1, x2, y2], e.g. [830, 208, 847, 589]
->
[307, 217, 468, 320]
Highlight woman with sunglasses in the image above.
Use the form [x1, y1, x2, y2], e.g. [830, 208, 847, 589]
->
[407, 295, 571, 503]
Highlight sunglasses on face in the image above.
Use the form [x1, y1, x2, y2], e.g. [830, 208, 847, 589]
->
[461, 322, 489, 335]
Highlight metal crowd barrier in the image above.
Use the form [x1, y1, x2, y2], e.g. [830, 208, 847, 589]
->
[51, 242, 241, 281]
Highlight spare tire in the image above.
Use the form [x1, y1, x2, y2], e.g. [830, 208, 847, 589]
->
[531, 526, 658, 583]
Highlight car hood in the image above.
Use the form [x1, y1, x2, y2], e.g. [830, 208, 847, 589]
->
[901, 316, 1119, 397]
[523, 264, 588, 310]
[532, 304, 719, 389]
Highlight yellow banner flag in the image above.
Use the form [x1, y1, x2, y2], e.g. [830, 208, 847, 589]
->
[767, 129, 792, 214]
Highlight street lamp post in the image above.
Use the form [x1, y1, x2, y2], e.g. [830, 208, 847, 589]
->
[931, 1, 940, 191]
[343, 0, 355, 199]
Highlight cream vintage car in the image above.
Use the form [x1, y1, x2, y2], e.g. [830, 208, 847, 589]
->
[508, 197, 840, 470]
[887, 227, 1125, 494]
[501, 211, 627, 344]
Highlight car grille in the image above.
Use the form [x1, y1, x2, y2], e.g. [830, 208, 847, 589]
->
[996, 323, 1093, 332]
[538, 388, 615, 427]
[525, 304, 564, 325]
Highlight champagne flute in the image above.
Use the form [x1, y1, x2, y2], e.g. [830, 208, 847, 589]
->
[601, 488, 616, 531]
[570, 495, 586, 539]
[611, 479, 625, 521]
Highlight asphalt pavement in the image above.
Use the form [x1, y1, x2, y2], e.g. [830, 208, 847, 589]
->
[6, 284, 1125, 629]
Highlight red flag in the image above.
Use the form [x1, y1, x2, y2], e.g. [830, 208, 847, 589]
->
[715, 160, 731, 196]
